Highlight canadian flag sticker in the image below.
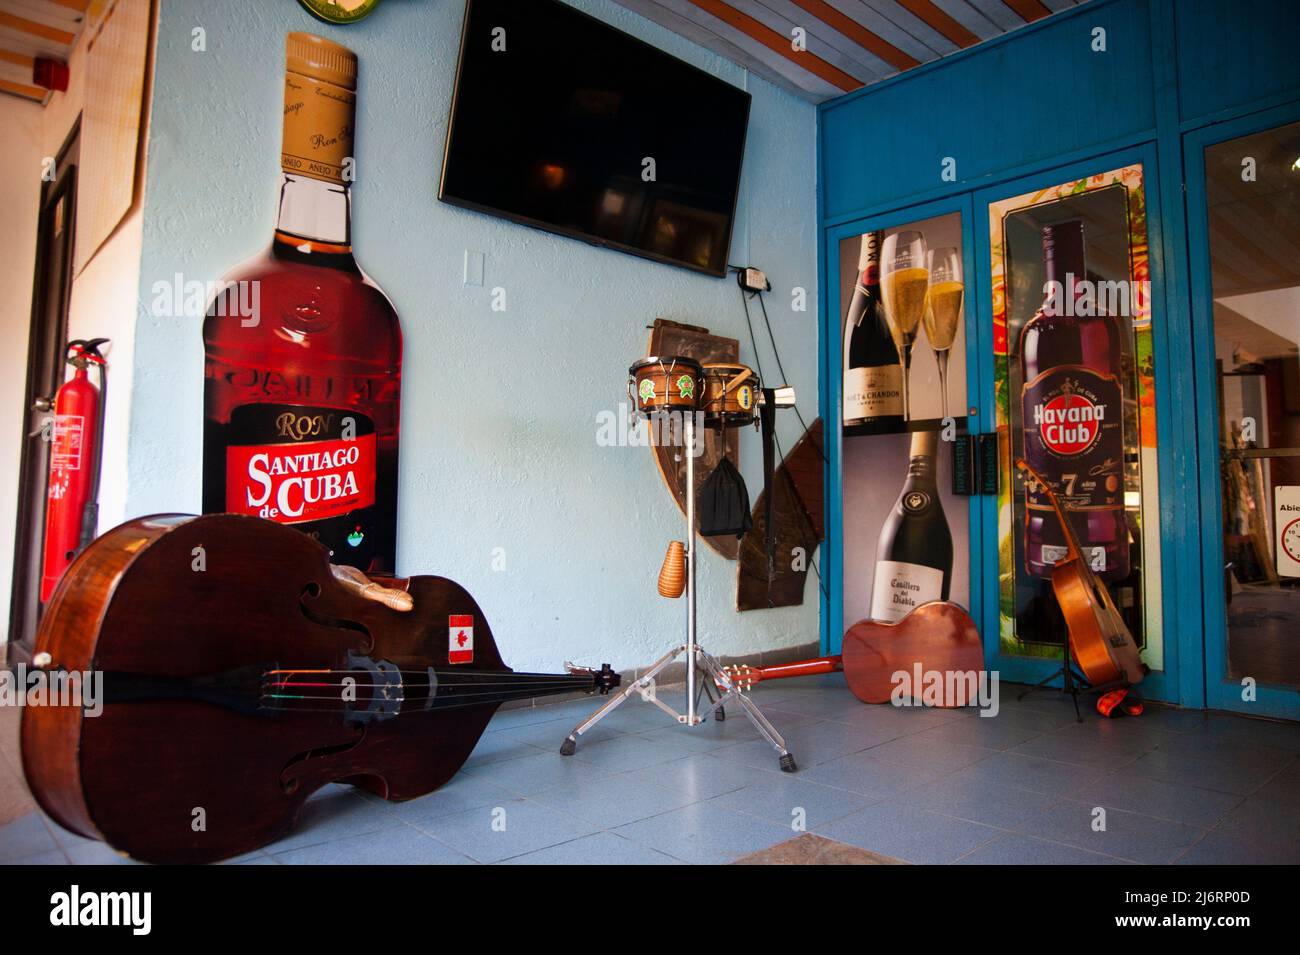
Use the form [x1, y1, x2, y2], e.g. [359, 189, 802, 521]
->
[448, 615, 474, 664]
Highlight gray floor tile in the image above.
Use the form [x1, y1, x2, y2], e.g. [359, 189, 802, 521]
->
[614, 801, 792, 864]
[1073, 770, 1244, 828]
[861, 736, 998, 776]
[799, 750, 951, 798]
[914, 712, 1046, 751]
[817, 802, 1002, 864]
[462, 730, 549, 768]
[1008, 733, 1147, 770]
[711, 773, 873, 829]
[0, 812, 59, 863]
[270, 787, 405, 853]
[412, 798, 597, 863]
[956, 833, 1125, 865]
[568, 734, 690, 773]
[622, 753, 781, 801]
[1017, 799, 1205, 864]
[899, 771, 1058, 830]
[3, 849, 68, 865]
[529, 773, 696, 828]
[385, 772, 516, 825]
[273, 825, 475, 864]
[462, 749, 612, 796]
[959, 752, 1108, 797]
[1212, 793, 1300, 853]
[1124, 749, 1280, 796]
[708, 719, 876, 770]
[1205, 715, 1300, 752]
[1173, 829, 1299, 865]
[500, 831, 678, 865]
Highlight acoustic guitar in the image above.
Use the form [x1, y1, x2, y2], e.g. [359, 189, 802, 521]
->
[1015, 458, 1145, 687]
[725, 602, 984, 708]
[841, 602, 985, 707]
[21, 514, 618, 864]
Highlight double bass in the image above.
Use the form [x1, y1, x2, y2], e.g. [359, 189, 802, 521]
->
[1016, 459, 1145, 687]
[22, 514, 618, 864]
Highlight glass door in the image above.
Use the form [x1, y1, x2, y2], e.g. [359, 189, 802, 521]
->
[826, 198, 983, 654]
[975, 151, 1174, 701]
[1187, 111, 1300, 720]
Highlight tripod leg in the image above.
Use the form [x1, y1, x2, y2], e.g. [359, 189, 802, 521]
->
[560, 645, 683, 755]
[699, 654, 794, 772]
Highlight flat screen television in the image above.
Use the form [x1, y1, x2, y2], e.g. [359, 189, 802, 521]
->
[439, 0, 751, 278]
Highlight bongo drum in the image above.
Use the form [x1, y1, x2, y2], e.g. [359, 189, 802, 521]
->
[700, 363, 758, 427]
[628, 356, 703, 416]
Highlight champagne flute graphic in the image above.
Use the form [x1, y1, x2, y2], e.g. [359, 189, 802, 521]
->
[924, 246, 963, 421]
[880, 231, 929, 421]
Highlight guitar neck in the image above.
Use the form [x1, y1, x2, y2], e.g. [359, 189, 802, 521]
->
[747, 656, 843, 683]
[1016, 458, 1086, 564]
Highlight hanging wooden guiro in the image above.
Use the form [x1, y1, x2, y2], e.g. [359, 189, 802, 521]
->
[21, 514, 618, 864]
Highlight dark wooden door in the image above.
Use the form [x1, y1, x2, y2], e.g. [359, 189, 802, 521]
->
[7, 122, 80, 664]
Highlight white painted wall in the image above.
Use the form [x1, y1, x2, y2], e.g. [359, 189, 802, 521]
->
[130, 0, 821, 672]
[0, 96, 44, 633]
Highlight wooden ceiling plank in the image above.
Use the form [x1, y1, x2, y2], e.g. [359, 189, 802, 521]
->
[0, 45, 33, 66]
[46, 0, 91, 12]
[686, 0, 865, 90]
[963, 0, 1024, 30]
[894, 0, 979, 46]
[856, 0, 959, 55]
[930, 0, 1005, 39]
[0, 74, 44, 99]
[0, 23, 69, 58]
[620, 0, 842, 100]
[0, 0, 84, 32]
[751, 0, 894, 78]
[730, 0, 883, 82]
[787, 0, 920, 69]
[0, 10, 75, 45]
[999, 0, 1052, 22]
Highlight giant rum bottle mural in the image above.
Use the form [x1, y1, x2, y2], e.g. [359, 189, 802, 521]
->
[990, 165, 1162, 668]
[203, 34, 402, 572]
[1019, 221, 1129, 582]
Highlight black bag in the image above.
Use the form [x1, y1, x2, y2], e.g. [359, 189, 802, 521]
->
[697, 456, 753, 539]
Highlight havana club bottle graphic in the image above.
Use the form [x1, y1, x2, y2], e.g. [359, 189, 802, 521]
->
[203, 33, 401, 572]
[1019, 221, 1127, 581]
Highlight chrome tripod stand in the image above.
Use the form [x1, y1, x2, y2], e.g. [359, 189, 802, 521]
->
[559, 399, 796, 772]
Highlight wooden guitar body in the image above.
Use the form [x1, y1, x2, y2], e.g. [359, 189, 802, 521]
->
[22, 514, 613, 864]
[1016, 459, 1145, 687]
[841, 602, 985, 706]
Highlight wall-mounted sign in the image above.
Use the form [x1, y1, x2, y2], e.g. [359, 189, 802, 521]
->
[1277, 486, 1300, 578]
[298, 0, 381, 25]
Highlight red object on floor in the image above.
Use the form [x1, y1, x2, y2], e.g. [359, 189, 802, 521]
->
[33, 58, 70, 92]
[1097, 688, 1144, 718]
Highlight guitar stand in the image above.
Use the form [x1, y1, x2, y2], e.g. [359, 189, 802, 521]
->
[560, 410, 795, 772]
[1017, 658, 1130, 722]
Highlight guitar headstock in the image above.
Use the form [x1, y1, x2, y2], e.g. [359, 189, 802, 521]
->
[723, 664, 761, 692]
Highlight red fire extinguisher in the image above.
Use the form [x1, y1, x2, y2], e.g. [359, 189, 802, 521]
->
[40, 339, 108, 602]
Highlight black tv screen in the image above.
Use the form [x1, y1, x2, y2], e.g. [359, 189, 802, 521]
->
[439, 0, 751, 277]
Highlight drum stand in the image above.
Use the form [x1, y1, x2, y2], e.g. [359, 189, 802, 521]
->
[560, 409, 796, 772]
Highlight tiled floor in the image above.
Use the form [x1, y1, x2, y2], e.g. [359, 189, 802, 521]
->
[2, 675, 1298, 865]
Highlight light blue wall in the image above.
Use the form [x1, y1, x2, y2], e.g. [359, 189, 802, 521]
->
[127, 0, 820, 671]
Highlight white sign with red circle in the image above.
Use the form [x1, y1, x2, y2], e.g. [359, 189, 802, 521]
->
[1277, 486, 1300, 579]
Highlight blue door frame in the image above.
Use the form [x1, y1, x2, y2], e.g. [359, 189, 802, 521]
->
[1182, 100, 1300, 721]
[820, 194, 985, 655]
[969, 143, 1186, 705]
